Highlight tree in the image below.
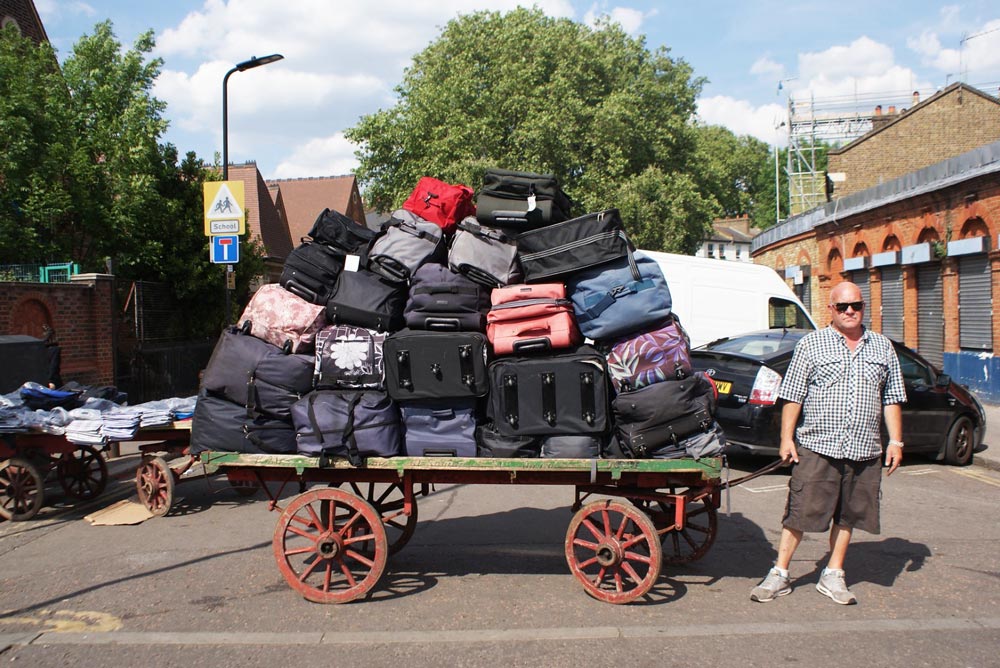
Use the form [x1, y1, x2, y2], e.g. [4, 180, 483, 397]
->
[346, 8, 714, 253]
[692, 124, 775, 229]
[0, 23, 259, 336]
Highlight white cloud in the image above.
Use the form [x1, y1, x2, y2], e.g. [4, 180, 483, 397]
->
[582, 3, 656, 35]
[34, 0, 95, 22]
[750, 56, 786, 82]
[799, 36, 895, 81]
[696, 96, 788, 146]
[273, 133, 359, 179]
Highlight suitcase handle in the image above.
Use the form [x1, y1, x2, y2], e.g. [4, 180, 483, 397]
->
[513, 323, 551, 335]
[425, 317, 461, 331]
[285, 280, 319, 305]
[512, 338, 552, 353]
[420, 448, 458, 457]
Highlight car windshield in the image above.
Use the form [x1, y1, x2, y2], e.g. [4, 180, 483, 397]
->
[701, 333, 801, 358]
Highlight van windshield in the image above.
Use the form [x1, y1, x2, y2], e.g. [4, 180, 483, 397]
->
[769, 297, 814, 330]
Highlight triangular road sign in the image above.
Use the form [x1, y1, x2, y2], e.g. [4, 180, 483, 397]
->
[204, 181, 245, 220]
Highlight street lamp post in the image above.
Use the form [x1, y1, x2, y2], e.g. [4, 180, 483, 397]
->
[220, 53, 283, 323]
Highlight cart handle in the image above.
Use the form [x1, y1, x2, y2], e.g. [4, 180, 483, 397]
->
[719, 458, 785, 489]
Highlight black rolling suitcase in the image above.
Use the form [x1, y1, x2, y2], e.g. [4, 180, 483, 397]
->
[279, 241, 346, 305]
[383, 330, 490, 401]
[487, 345, 609, 436]
[613, 374, 717, 458]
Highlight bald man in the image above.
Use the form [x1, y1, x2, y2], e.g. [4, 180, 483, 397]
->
[750, 281, 906, 605]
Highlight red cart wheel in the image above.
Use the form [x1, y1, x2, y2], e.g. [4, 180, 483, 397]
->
[342, 482, 417, 554]
[135, 456, 174, 517]
[273, 487, 387, 604]
[635, 496, 719, 565]
[565, 499, 662, 604]
[0, 457, 45, 521]
[57, 445, 108, 500]
[662, 497, 718, 565]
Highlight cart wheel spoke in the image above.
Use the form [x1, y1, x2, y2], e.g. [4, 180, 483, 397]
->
[341, 482, 417, 555]
[565, 499, 661, 604]
[57, 445, 107, 501]
[273, 488, 387, 604]
[0, 458, 45, 521]
[660, 498, 718, 565]
[134, 456, 174, 517]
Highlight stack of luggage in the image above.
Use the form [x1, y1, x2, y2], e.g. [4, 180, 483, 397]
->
[192, 171, 725, 462]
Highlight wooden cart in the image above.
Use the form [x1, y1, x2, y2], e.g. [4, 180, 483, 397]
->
[146, 451, 725, 605]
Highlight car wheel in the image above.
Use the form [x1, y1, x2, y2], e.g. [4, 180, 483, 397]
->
[944, 415, 975, 466]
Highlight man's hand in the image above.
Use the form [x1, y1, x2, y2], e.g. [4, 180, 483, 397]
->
[885, 443, 903, 476]
[779, 436, 799, 466]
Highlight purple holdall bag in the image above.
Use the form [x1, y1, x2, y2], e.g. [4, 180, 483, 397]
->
[292, 390, 402, 465]
[604, 314, 692, 393]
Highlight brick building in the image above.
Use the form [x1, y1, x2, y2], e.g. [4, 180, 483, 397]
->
[828, 83, 1000, 198]
[0, 0, 47, 45]
[695, 215, 758, 262]
[753, 139, 1000, 402]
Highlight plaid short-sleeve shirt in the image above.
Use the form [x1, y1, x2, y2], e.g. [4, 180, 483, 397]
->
[778, 326, 906, 461]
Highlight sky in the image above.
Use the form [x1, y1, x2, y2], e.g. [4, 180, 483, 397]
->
[33, 1, 1000, 181]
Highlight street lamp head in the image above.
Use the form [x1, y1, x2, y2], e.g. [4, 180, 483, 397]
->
[235, 53, 284, 72]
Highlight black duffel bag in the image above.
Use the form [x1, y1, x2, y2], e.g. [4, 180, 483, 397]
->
[279, 241, 346, 305]
[516, 208, 634, 283]
[307, 208, 376, 254]
[326, 269, 407, 333]
[475, 168, 572, 231]
[613, 374, 717, 458]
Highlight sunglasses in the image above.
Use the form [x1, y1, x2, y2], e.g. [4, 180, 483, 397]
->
[832, 301, 865, 312]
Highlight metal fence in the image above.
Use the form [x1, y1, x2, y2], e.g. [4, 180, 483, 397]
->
[0, 262, 80, 283]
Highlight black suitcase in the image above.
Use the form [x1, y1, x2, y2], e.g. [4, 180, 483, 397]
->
[613, 374, 716, 458]
[190, 391, 297, 455]
[201, 325, 314, 421]
[488, 346, 609, 436]
[404, 263, 490, 332]
[383, 330, 490, 401]
[475, 423, 541, 458]
[326, 269, 407, 332]
[475, 168, 572, 230]
[307, 207, 376, 254]
[279, 241, 346, 305]
[516, 209, 633, 282]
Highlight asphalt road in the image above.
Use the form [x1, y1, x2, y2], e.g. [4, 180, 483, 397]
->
[2, 442, 999, 667]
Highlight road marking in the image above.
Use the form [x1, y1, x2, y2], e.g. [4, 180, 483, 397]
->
[950, 468, 1000, 488]
[740, 483, 788, 494]
[0, 609, 122, 633]
[10, 617, 1000, 646]
[904, 468, 938, 476]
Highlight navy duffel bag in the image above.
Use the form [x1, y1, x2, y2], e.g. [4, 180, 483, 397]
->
[292, 390, 402, 465]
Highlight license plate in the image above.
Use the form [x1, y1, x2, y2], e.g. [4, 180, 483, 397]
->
[713, 380, 733, 394]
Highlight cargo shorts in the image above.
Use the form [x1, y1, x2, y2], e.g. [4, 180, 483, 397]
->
[782, 446, 882, 534]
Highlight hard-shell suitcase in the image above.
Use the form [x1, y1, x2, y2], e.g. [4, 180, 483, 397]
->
[488, 346, 609, 436]
[487, 283, 580, 355]
[475, 423, 541, 458]
[279, 241, 346, 305]
[401, 399, 478, 457]
[566, 251, 672, 341]
[402, 176, 476, 234]
[604, 314, 692, 393]
[239, 284, 326, 354]
[404, 263, 490, 332]
[367, 210, 447, 283]
[292, 390, 402, 464]
[383, 330, 490, 401]
[613, 374, 716, 458]
[201, 324, 314, 421]
[475, 168, 572, 230]
[190, 391, 297, 455]
[448, 217, 520, 288]
[314, 324, 387, 389]
[516, 209, 633, 282]
[326, 269, 407, 332]
[306, 207, 376, 254]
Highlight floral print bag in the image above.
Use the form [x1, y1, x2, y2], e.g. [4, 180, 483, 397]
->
[604, 314, 692, 393]
[314, 325, 386, 389]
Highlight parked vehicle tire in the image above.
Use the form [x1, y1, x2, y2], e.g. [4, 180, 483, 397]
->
[944, 415, 975, 466]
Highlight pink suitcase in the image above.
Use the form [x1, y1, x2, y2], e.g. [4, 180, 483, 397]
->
[238, 284, 326, 354]
[487, 283, 581, 355]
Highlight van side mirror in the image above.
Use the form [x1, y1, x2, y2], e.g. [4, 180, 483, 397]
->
[935, 373, 951, 388]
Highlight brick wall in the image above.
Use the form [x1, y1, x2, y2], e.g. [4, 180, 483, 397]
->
[0, 274, 115, 386]
[829, 86, 1000, 198]
[0, 0, 48, 45]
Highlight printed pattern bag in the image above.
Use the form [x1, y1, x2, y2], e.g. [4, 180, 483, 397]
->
[448, 217, 520, 288]
[567, 251, 672, 341]
[314, 325, 387, 389]
[367, 210, 447, 282]
[239, 284, 326, 354]
[402, 177, 475, 234]
[604, 315, 692, 393]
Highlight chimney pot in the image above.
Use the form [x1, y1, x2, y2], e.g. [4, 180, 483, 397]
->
[875, 105, 882, 116]
[913, 91, 920, 105]
[888, 105, 896, 114]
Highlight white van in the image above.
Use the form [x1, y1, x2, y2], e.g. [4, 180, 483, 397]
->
[641, 250, 817, 349]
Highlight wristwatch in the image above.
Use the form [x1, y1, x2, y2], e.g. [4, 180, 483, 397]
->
[888, 439, 904, 449]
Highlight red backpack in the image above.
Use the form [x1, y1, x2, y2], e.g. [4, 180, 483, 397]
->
[402, 177, 475, 234]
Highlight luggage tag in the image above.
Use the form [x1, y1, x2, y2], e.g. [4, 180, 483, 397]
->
[345, 254, 361, 272]
[527, 194, 537, 212]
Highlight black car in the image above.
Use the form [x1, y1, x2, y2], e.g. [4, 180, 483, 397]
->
[690, 328, 986, 465]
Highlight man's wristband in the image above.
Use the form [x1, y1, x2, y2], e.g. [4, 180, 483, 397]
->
[888, 440, 904, 449]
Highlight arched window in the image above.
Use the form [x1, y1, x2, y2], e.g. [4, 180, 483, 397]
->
[1, 16, 21, 34]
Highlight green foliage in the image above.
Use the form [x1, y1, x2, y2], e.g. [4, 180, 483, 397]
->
[693, 124, 774, 227]
[346, 8, 712, 253]
[0, 22, 241, 337]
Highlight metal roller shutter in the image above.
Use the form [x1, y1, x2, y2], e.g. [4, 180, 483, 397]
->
[796, 279, 812, 317]
[850, 271, 871, 328]
[959, 254, 992, 351]
[880, 266, 904, 342]
[917, 263, 944, 369]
